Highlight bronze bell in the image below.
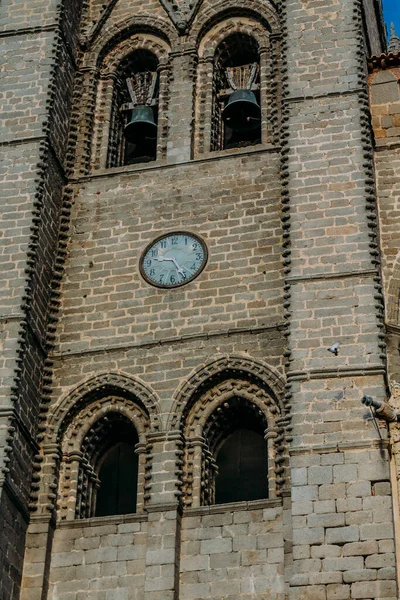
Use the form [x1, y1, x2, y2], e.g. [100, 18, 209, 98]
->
[222, 89, 261, 133]
[124, 105, 157, 143]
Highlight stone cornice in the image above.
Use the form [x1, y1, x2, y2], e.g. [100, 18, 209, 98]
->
[53, 322, 285, 359]
[368, 51, 400, 72]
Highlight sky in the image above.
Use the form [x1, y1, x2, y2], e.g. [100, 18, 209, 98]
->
[383, 0, 400, 38]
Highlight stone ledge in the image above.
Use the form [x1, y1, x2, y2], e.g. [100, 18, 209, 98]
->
[0, 24, 58, 38]
[375, 140, 400, 151]
[290, 439, 389, 455]
[287, 364, 386, 381]
[287, 269, 377, 283]
[53, 322, 284, 359]
[71, 143, 280, 182]
[183, 498, 282, 516]
[57, 512, 148, 529]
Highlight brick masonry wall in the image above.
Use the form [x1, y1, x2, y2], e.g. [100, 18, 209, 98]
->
[51, 329, 285, 426]
[180, 503, 284, 600]
[369, 63, 400, 383]
[2, 0, 397, 599]
[45, 503, 284, 600]
[0, 0, 82, 596]
[46, 516, 148, 600]
[281, 0, 396, 597]
[56, 151, 283, 354]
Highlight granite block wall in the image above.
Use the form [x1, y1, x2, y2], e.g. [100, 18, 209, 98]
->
[1, 0, 398, 599]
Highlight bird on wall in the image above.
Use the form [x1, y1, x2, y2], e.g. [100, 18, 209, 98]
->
[327, 342, 340, 356]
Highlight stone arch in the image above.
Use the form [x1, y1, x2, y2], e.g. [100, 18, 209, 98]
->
[58, 393, 151, 520]
[168, 354, 285, 430]
[100, 35, 170, 76]
[192, 8, 278, 155]
[181, 377, 288, 507]
[85, 26, 172, 170]
[197, 16, 270, 59]
[84, 15, 177, 69]
[48, 372, 162, 444]
[61, 395, 150, 454]
[184, 378, 279, 436]
[189, 0, 280, 47]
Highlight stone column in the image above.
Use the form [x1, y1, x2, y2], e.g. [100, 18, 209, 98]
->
[144, 430, 184, 600]
[193, 55, 214, 156]
[156, 59, 171, 161]
[166, 48, 197, 164]
[259, 43, 272, 144]
[73, 66, 100, 176]
[19, 515, 55, 600]
[94, 72, 118, 170]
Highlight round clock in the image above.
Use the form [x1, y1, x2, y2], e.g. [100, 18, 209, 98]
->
[140, 232, 208, 288]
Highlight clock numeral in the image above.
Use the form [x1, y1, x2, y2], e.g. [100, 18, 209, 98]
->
[170, 275, 176, 284]
[192, 243, 198, 250]
[171, 236, 178, 245]
[181, 272, 187, 280]
[160, 240, 167, 249]
[190, 263, 196, 271]
[150, 269, 155, 277]
[150, 249, 158, 257]
[146, 259, 152, 267]
[196, 253, 202, 260]
[184, 237, 188, 245]
[159, 274, 165, 283]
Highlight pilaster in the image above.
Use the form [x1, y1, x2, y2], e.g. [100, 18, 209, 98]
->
[166, 48, 197, 164]
[281, 0, 397, 596]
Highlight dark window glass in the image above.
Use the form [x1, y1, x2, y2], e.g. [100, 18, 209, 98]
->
[95, 442, 138, 517]
[215, 429, 268, 504]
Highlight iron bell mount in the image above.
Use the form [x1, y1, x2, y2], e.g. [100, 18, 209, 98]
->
[222, 63, 261, 132]
[123, 71, 158, 143]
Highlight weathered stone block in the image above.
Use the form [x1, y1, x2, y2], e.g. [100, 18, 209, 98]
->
[351, 580, 397, 598]
[326, 525, 359, 545]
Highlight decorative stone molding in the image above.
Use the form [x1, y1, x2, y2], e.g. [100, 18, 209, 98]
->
[168, 354, 286, 430]
[47, 372, 162, 441]
[84, 16, 178, 68]
[189, 0, 280, 46]
[197, 17, 269, 58]
[181, 378, 289, 507]
[57, 396, 151, 519]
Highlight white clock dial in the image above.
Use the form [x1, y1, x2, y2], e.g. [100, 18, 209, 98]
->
[140, 232, 207, 288]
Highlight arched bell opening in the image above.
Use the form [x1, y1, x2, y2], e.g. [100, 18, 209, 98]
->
[76, 412, 139, 519]
[212, 33, 261, 151]
[201, 396, 269, 506]
[108, 49, 159, 167]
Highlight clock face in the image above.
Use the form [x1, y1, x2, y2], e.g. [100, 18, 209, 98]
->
[140, 232, 207, 288]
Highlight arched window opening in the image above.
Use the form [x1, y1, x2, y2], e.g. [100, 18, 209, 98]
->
[76, 413, 139, 519]
[108, 50, 159, 168]
[212, 33, 261, 151]
[201, 396, 268, 506]
[215, 429, 268, 504]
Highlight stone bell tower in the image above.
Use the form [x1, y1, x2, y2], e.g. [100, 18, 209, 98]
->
[0, 1, 398, 600]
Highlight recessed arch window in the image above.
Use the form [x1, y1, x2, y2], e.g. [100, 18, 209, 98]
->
[181, 377, 285, 509]
[212, 33, 261, 151]
[108, 49, 159, 167]
[76, 412, 139, 519]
